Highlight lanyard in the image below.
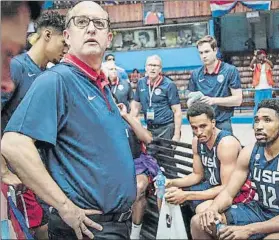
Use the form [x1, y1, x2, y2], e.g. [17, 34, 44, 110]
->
[111, 78, 119, 95]
[148, 76, 163, 107]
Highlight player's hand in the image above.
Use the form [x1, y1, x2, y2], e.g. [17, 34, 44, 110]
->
[165, 179, 173, 188]
[58, 199, 103, 239]
[165, 187, 187, 205]
[218, 225, 252, 240]
[199, 208, 222, 235]
[117, 103, 128, 117]
[200, 96, 216, 106]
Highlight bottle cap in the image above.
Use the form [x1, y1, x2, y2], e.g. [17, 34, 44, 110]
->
[214, 220, 220, 225]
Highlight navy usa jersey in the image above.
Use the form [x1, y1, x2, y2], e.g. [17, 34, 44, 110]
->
[197, 130, 233, 185]
[250, 144, 279, 214]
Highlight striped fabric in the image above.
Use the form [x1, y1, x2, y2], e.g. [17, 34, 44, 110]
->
[210, 1, 271, 17]
[1, 183, 34, 240]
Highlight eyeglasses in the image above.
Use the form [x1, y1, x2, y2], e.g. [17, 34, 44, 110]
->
[66, 16, 110, 29]
[147, 64, 161, 68]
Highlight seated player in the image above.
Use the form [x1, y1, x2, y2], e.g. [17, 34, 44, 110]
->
[164, 102, 255, 213]
[192, 99, 279, 240]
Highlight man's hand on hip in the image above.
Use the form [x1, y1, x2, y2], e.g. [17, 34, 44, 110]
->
[2, 169, 22, 188]
[58, 199, 103, 239]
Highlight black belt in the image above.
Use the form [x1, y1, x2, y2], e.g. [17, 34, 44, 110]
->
[52, 208, 132, 223]
[147, 122, 173, 129]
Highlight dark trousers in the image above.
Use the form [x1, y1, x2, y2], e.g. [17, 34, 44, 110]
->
[147, 122, 175, 155]
[147, 122, 175, 174]
[48, 211, 131, 240]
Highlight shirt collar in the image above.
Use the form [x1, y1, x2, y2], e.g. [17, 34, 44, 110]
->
[110, 77, 119, 86]
[204, 60, 222, 75]
[63, 54, 109, 89]
[146, 75, 163, 87]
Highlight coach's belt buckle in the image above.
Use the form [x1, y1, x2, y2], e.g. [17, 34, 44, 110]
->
[118, 209, 132, 222]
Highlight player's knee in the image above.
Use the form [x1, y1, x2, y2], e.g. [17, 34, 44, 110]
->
[136, 179, 148, 199]
[264, 233, 279, 239]
[190, 214, 200, 230]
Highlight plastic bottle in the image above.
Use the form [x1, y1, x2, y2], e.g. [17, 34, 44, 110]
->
[215, 219, 226, 233]
[156, 170, 166, 199]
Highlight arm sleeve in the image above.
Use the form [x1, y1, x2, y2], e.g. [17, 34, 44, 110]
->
[134, 80, 141, 102]
[167, 82, 180, 106]
[1, 58, 23, 110]
[187, 72, 196, 91]
[229, 66, 242, 89]
[4, 71, 68, 146]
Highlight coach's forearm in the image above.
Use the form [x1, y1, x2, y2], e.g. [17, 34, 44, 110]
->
[1, 132, 69, 211]
[213, 95, 242, 107]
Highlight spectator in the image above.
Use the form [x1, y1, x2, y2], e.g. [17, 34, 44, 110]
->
[131, 54, 182, 144]
[192, 99, 279, 240]
[188, 35, 242, 133]
[130, 68, 141, 92]
[104, 53, 130, 82]
[103, 61, 134, 111]
[164, 102, 254, 212]
[2, 1, 136, 239]
[250, 49, 274, 121]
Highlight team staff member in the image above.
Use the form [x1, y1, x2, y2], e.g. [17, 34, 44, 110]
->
[192, 99, 279, 240]
[1, 1, 43, 186]
[131, 55, 182, 142]
[1, 1, 43, 93]
[2, 11, 67, 133]
[2, 1, 136, 239]
[188, 35, 242, 133]
[164, 102, 254, 212]
[1, 11, 67, 239]
[104, 53, 129, 82]
[102, 61, 133, 111]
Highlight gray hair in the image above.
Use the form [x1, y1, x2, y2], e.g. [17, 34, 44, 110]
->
[145, 55, 162, 66]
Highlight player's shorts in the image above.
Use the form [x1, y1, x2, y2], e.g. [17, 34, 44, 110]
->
[17, 189, 49, 229]
[225, 201, 277, 239]
[134, 153, 159, 178]
[134, 153, 160, 196]
[185, 180, 255, 211]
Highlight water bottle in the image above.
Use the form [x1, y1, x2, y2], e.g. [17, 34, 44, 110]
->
[215, 220, 226, 233]
[156, 170, 165, 199]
